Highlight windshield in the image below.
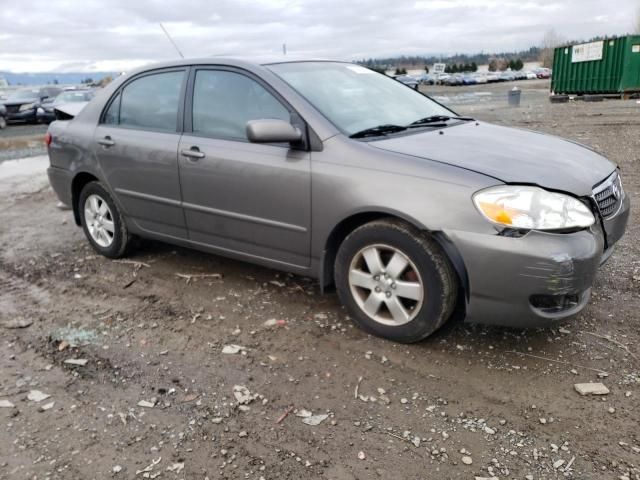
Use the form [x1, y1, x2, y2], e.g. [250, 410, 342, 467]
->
[56, 91, 92, 103]
[7, 89, 39, 100]
[267, 62, 453, 136]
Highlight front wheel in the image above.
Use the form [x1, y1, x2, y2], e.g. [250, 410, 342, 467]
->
[335, 219, 458, 343]
[79, 181, 133, 258]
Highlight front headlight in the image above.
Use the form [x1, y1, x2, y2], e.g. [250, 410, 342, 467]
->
[19, 103, 36, 112]
[473, 185, 595, 230]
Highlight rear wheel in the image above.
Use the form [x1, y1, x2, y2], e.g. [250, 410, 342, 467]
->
[335, 219, 457, 343]
[79, 181, 133, 258]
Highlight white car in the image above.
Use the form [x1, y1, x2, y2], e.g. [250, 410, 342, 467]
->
[473, 74, 488, 84]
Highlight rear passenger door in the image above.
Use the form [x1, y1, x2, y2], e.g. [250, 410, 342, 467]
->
[178, 67, 311, 268]
[94, 69, 188, 238]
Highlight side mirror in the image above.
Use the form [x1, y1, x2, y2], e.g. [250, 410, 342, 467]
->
[246, 119, 302, 144]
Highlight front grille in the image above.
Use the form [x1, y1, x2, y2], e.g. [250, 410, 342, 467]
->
[593, 172, 622, 218]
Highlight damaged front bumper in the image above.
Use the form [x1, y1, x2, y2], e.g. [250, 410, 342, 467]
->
[446, 193, 630, 328]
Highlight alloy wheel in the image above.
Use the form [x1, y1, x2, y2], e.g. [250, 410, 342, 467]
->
[348, 244, 424, 326]
[84, 194, 115, 248]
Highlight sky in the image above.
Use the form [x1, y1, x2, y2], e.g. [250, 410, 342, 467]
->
[0, 0, 637, 73]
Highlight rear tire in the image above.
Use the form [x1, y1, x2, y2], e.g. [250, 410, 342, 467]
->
[78, 181, 133, 258]
[335, 219, 457, 343]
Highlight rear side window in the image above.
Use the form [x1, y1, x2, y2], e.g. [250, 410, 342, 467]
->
[106, 70, 184, 132]
[192, 70, 290, 141]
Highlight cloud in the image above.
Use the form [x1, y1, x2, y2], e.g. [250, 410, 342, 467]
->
[0, 0, 636, 72]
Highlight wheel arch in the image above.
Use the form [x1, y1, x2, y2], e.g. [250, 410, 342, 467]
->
[71, 171, 100, 225]
[320, 210, 469, 303]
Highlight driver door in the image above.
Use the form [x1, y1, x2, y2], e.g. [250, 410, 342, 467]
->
[178, 68, 311, 268]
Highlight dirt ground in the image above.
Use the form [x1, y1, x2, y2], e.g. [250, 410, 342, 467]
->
[1, 80, 639, 480]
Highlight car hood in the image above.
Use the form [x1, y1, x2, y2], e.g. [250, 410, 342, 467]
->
[369, 122, 616, 196]
[2, 98, 38, 107]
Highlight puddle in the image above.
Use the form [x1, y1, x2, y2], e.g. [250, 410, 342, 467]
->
[0, 155, 49, 180]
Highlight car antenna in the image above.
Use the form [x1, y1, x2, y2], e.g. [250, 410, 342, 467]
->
[159, 23, 185, 59]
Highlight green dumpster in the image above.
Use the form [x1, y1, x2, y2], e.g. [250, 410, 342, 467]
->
[551, 35, 640, 96]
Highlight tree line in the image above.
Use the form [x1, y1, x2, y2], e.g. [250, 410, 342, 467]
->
[387, 59, 522, 75]
[358, 30, 637, 72]
[488, 58, 524, 72]
[358, 47, 540, 71]
[444, 62, 478, 73]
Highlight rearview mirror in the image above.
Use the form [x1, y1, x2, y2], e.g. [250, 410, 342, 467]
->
[246, 119, 302, 144]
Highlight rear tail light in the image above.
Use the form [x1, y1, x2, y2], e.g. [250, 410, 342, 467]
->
[44, 132, 52, 146]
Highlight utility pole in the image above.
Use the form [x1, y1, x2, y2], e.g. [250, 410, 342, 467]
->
[282, 43, 287, 56]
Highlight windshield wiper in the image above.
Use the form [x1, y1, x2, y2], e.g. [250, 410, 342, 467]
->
[407, 115, 474, 128]
[349, 124, 407, 139]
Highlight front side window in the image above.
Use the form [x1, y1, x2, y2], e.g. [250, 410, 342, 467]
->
[108, 70, 184, 131]
[192, 70, 290, 141]
[268, 62, 453, 136]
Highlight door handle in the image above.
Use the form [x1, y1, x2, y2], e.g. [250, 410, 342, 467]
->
[180, 147, 205, 160]
[98, 136, 115, 147]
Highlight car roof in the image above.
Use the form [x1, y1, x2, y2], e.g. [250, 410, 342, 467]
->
[124, 56, 348, 77]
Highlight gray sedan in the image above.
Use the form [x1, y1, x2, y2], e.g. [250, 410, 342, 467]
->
[46, 58, 630, 343]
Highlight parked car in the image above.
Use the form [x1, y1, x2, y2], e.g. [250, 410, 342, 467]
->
[534, 68, 552, 79]
[514, 70, 528, 80]
[37, 89, 94, 124]
[499, 71, 516, 82]
[442, 74, 463, 86]
[1, 86, 62, 123]
[485, 72, 500, 83]
[525, 71, 538, 80]
[461, 74, 477, 86]
[472, 74, 488, 84]
[393, 75, 419, 90]
[46, 58, 629, 343]
[416, 73, 435, 85]
[436, 73, 451, 84]
[0, 104, 6, 129]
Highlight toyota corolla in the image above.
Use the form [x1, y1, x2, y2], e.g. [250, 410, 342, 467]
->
[46, 59, 630, 343]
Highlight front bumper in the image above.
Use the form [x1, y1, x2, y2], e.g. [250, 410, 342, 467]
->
[36, 108, 55, 123]
[446, 193, 630, 328]
[7, 108, 37, 122]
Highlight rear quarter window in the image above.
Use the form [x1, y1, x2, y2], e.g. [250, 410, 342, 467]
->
[103, 93, 120, 125]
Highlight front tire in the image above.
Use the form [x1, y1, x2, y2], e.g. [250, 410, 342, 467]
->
[79, 181, 133, 258]
[335, 219, 457, 343]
